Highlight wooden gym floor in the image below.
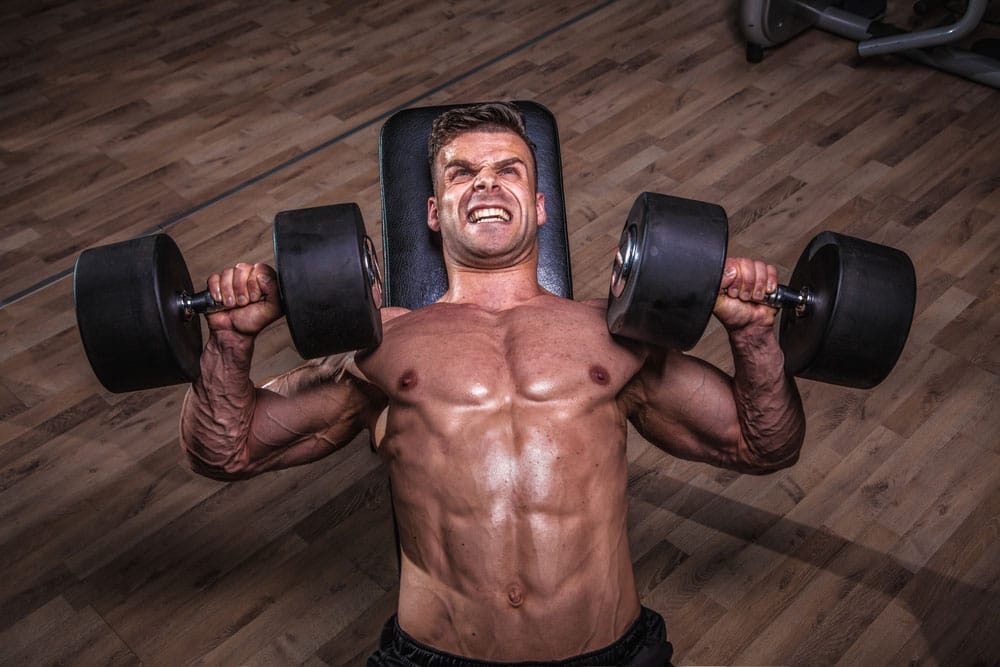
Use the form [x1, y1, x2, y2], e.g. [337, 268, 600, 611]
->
[1, 0, 998, 664]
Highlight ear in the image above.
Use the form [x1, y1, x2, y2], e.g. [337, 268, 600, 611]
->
[535, 192, 546, 227]
[427, 197, 440, 232]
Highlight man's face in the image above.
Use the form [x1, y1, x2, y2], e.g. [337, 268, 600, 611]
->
[427, 130, 546, 270]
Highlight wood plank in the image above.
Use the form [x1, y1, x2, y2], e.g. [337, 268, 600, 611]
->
[1, 0, 998, 663]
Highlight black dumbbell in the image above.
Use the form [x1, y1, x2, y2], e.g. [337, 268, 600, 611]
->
[74, 204, 383, 393]
[607, 192, 916, 389]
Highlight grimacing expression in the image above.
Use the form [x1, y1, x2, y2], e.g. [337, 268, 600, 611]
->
[428, 130, 546, 270]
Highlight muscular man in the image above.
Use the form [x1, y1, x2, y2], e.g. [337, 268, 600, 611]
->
[181, 102, 806, 666]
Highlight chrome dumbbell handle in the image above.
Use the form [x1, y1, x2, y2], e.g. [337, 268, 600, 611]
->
[762, 284, 812, 317]
[178, 290, 225, 320]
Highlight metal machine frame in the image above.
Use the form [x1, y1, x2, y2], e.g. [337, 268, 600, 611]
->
[741, 0, 1000, 88]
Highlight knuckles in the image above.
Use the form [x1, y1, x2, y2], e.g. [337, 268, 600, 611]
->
[721, 257, 778, 301]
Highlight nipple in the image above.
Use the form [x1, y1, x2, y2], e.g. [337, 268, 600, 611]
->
[506, 584, 524, 608]
[590, 365, 610, 386]
[398, 369, 418, 391]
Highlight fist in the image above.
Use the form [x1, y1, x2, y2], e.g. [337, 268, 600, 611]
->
[714, 257, 779, 331]
[205, 262, 283, 337]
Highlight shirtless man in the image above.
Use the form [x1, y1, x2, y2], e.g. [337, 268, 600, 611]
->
[180, 102, 806, 666]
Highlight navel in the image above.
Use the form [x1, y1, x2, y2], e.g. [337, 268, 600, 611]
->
[398, 369, 418, 391]
[506, 583, 524, 608]
[589, 364, 611, 386]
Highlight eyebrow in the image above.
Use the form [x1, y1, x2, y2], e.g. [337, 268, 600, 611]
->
[444, 157, 527, 173]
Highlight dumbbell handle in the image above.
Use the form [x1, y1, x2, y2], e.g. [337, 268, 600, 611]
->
[179, 290, 226, 319]
[762, 284, 812, 316]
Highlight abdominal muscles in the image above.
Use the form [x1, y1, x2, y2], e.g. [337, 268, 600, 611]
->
[386, 401, 639, 659]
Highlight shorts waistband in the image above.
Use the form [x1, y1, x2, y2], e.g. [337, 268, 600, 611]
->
[372, 606, 669, 667]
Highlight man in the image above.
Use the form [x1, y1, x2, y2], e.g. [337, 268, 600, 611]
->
[180, 102, 806, 666]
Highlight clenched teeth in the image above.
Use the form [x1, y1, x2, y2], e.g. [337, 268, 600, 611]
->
[467, 207, 511, 224]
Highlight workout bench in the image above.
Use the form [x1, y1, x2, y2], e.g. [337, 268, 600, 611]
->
[378, 100, 575, 308]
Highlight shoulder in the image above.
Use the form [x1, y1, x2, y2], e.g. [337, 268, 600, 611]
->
[380, 306, 411, 323]
[581, 297, 609, 311]
[504, 294, 610, 330]
[525, 293, 607, 314]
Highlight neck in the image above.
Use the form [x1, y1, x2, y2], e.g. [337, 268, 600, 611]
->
[440, 258, 545, 311]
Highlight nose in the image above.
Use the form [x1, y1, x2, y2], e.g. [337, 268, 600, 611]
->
[474, 167, 498, 191]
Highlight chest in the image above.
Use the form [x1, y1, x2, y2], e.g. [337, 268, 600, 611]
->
[360, 300, 641, 405]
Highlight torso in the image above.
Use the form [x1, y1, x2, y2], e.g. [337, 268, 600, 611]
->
[355, 294, 647, 661]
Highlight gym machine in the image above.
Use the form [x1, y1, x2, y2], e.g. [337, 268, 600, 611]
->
[741, 0, 1000, 88]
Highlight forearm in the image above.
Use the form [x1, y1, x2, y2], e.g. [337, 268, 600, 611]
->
[728, 324, 805, 472]
[180, 335, 374, 480]
[180, 330, 260, 480]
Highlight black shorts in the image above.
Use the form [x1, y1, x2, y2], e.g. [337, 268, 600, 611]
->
[366, 606, 674, 667]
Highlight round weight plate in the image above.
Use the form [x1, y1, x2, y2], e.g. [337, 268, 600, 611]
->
[74, 234, 202, 392]
[273, 203, 383, 358]
[780, 232, 916, 388]
[606, 192, 729, 351]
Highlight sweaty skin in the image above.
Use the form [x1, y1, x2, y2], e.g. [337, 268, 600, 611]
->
[363, 297, 642, 656]
[180, 130, 805, 661]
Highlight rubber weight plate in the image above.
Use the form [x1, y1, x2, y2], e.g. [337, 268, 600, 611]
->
[607, 192, 729, 351]
[273, 203, 383, 358]
[74, 234, 203, 393]
[780, 231, 916, 388]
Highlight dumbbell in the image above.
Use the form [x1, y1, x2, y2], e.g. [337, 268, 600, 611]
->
[607, 192, 916, 389]
[74, 204, 383, 393]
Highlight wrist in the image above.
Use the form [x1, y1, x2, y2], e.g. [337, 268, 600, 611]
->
[726, 320, 778, 347]
[205, 328, 256, 373]
[726, 321, 787, 373]
[209, 326, 256, 345]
